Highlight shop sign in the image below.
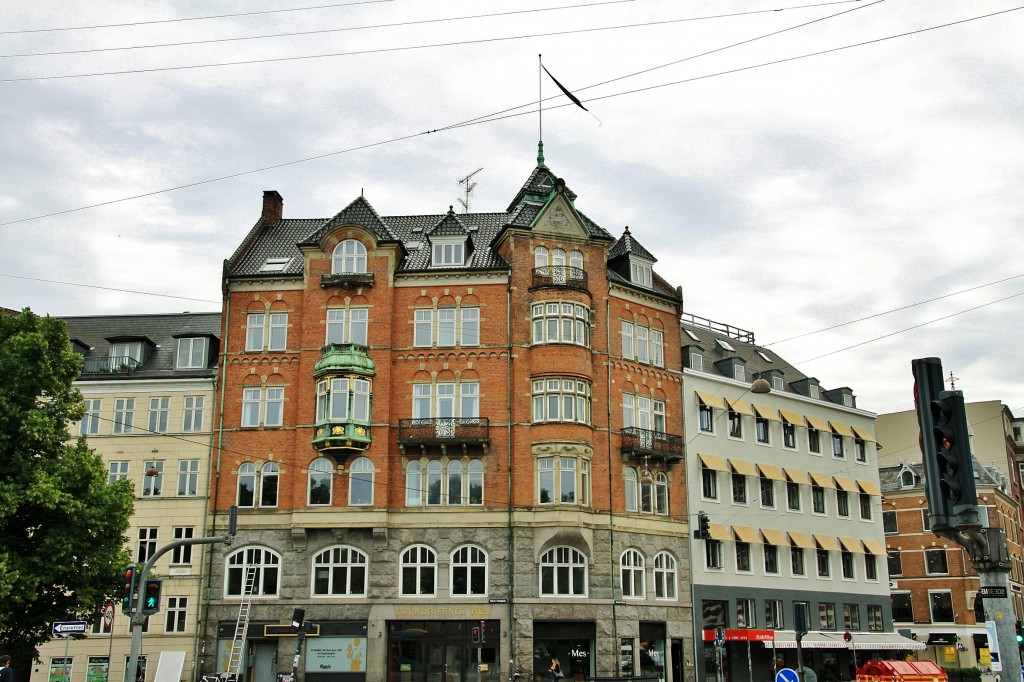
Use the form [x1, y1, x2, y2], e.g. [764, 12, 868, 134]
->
[702, 629, 775, 642]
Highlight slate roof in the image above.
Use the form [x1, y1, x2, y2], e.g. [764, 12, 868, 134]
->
[608, 226, 657, 262]
[878, 460, 1005, 494]
[62, 312, 221, 381]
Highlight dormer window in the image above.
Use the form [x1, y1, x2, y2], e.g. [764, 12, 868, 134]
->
[901, 470, 915, 488]
[176, 337, 209, 369]
[112, 341, 143, 363]
[771, 376, 784, 391]
[810, 385, 820, 399]
[689, 350, 704, 371]
[432, 239, 465, 266]
[629, 260, 652, 288]
[734, 365, 745, 381]
[333, 239, 367, 274]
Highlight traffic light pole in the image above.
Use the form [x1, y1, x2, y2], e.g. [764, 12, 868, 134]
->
[126, 510, 236, 682]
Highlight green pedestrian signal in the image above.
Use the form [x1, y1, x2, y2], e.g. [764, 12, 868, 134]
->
[142, 579, 162, 615]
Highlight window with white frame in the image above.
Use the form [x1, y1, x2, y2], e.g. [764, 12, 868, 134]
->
[165, 597, 187, 633]
[701, 465, 718, 500]
[732, 473, 747, 504]
[226, 547, 281, 597]
[539, 457, 589, 506]
[620, 549, 645, 599]
[837, 490, 850, 518]
[865, 554, 878, 580]
[177, 460, 199, 496]
[182, 396, 204, 432]
[859, 493, 872, 519]
[238, 462, 257, 507]
[832, 432, 844, 458]
[142, 460, 163, 497]
[630, 261, 652, 288]
[728, 409, 742, 438]
[412, 381, 479, 421]
[108, 461, 128, 484]
[241, 386, 284, 428]
[413, 307, 479, 347]
[705, 540, 724, 570]
[333, 239, 367, 274]
[325, 308, 368, 345]
[535, 246, 549, 267]
[783, 422, 796, 448]
[171, 527, 194, 564]
[80, 398, 102, 435]
[540, 546, 587, 596]
[316, 377, 371, 424]
[111, 341, 143, 364]
[755, 415, 770, 444]
[622, 394, 666, 434]
[533, 302, 590, 346]
[148, 397, 169, 433]
[855, 438, 867, 462]
[787, 481, 801, 511]
[312, 546, 368, 596]
[260, 462, 279, 507]
[113, 398, 135, 434]
[176, 337, 208, 369]
[531, 378, 591, 424]
[653, 552, 677, 599]
[401, 545, 437, 596]
[349, 456, 374, 506]
[245, 312, 288, 352]
[698, 399, 714, 432]
[791, 547, 805, 576]
[451, 545, 488, 596]
[812, 485, 825, 514]
[841, 551, 855, 579]
[817, 549, 831, 577]
[137, 527, 157, 563]
[621, 321, 664, 367]
[690, 350, 704, 371]
[431, 239, 465, 267]
[736, 542, 751, 572]
[624, 468, 638, 512]
[760, 476, 775, 508]
[308, 457, 333, 506]
[765, 600, 784, 629]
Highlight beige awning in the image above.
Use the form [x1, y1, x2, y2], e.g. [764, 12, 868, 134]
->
[726, 397, 754, 416]
[729, 458, 758, 477]
[805, 415, 830, 432]
[814, 534, 841, 552]
[753, 403, 781, 422]
[829, 421, 855, 438]
[698, 453, 729, 472]
[695, 391, 727, 410]
[857, 479, 882, 496]
[707, 523, 730, 541]
[779, 410, 806, 426]
[762, 528, 789, 545]
[784, 468, 811, 485]
[839, 537, 866, 553]
[852, 425, 876, 442]
[758, 463, 786, 481]
[833, 476, 859, 492]
[789, 531, 816, 549]
[809, 471, 836, 489]
[733, 525, 763, 544]
[862, 539, 888, 556]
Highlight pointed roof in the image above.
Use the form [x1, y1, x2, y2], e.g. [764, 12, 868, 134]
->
[608, 226, 657, 262]
[300, 195, 399, 246]
[427, 207, 469, 236]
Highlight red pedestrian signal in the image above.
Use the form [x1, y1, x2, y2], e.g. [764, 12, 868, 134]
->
[121, 566, 137, 613]
[471, 626, 481, 644]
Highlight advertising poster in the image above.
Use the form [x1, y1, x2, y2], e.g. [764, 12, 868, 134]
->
[306, 637, 366, 673]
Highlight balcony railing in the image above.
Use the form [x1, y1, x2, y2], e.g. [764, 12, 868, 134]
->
[531, 266, 588, 290]
[398, 418, 490, 450]
[620, 427, 683, 463]
[81, 356, 142, 375]
[321, 272, 375, 289]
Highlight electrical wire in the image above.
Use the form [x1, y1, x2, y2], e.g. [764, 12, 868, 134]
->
[0, 273, 221, 304]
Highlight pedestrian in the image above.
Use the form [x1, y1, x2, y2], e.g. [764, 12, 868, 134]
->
[0, 654, 13, 682]
[549, 655, 563, 681]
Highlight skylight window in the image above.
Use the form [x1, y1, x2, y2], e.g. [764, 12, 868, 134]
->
[757, 351, 772, 363]
[261, 257, 291, 272]
[717, 339, 736, 353]
[684, 329, 700, 342]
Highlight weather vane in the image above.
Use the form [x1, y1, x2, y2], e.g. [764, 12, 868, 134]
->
[946, 371, 959, 390]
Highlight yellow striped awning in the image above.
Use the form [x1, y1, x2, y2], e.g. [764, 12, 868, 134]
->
[707, 523, 730, 541]
[857, 479, 882, 496]
[762, 529, 789, 546]
[695, 391, 727, 410]
[726, 397, 755, 416]
[729, 459, 759, 477]
[852, 426, 877, 442]
[758, 463, 786, 481]
[698, 453, 729, 472]
[834, 476, 860, 492]
[805, 415, 830, 432]
[753, 403, 781, 422]
[862, 539, 888, 556]
[733, 525, 763, 544]
[789, 531, 816, 549]
[779, 410, 806, 426]
[839, 537, 866, 553]
[809, 471, 837, 489]
[814, 535, 841, 552]
[830, 421, 855, 438]
[784, 468, 811, 485]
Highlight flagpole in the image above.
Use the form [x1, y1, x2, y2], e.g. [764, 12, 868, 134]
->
[538, 54, 543, 144]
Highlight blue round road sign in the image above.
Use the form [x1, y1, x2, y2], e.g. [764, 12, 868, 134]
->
[777, 668, 800, 682]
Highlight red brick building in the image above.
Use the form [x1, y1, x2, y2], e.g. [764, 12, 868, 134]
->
[203, 146, 694, 682]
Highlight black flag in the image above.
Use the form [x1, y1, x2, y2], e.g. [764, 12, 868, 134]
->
[542, 65, 588, 111]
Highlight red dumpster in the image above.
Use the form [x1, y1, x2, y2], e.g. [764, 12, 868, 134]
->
[856, 660, 948, 682]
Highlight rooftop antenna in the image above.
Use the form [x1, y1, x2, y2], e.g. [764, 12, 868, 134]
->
[457, 167, 483, 213]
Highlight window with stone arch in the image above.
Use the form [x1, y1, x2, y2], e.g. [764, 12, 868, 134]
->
[451, 544, 488, 597]
[237, 462, 257, 508]
[225, 546, 280, 597]
[349, 456, 374, 506]
[653, 551, 678, 600]
[620, 549, 645, 599]
[308, 457, 333, 506]
[260, 462, 279, 507]
[534, 246, 549, 267]
[311, 545, 368, 597]
[624, 468, 638, 512]
[400, 544, 436, 596]
[539, 546, 587, 596]
[333, 239, 367, 274]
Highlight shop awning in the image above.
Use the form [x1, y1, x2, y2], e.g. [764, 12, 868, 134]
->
[733, 525, 762, 544]
[699, 453, 729, 472]
[926, 633, 958, 646]
[768, 632, 847, 649]
[809, 471, 836, 489]
[814, 534, 841, 552]
[833, 476, 859, 492]
[857, 479, 882, 496]
[839, 537, 866, 553]
[761, 529, 789, 546]
[784, 468, 811, 485]
[830, 421, 855, 438]
[753, 403, 781, 421]
[729, 458, 759, 477]
[779, 410, 805, 426]
[726, 397, 754, 416]
[696, 391, 727, 410]
[788, 531, 815, 549]
[849, 633, 925, 651]
[852, 426, 877, 442]
[805, 415, 830, 432]
[758, 463, 786, 481]
[707, 523, 730, 541]
[862, 539, 888, 556]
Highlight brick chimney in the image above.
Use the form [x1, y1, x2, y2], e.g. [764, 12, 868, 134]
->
[262, 190, 283, 223]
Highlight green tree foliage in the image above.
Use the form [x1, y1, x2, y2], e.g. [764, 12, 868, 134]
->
[0, 310, 133, 672]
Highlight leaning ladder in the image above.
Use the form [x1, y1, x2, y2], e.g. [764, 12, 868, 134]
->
[225, 566, 258, 681]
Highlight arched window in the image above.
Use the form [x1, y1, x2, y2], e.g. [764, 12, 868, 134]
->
[654, 473, 669, 515]
[551, 249, 567, 284]
[260, 462, 279, 508]
[620, 549, 645, 598]
[640, 471, 654, 513]
[451, 545, 488, 596]
[226, 547, 280, 597]
[332, 239, 366, 274]
[468, 460, 484, 505]
[551, 248, 566, 266]
[308, 457, 333, 506]
[653, 552, 677, 600]
[569, 250, 583, 276]
[534, 246, 549, 268]
[400, 545, 436, 596]
[426, 460, 443, 506]
[447, 460, 463, 505]
[540, 546, 587, 596]
[238, 462, 256, 507]
[900, 470, 914, 488]
[312, 545, 368, 596]
[406, 461, 422, 507]
[349, 456, 374, 506]
[624, 468, 638, 512]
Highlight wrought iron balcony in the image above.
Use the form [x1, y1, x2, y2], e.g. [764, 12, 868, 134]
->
[320, 272, 375, 289]
[81, 355, 142, 375]
[531, 266, 588, 291]
[620, 427, 683, 463]
[398, 417, 490, 452]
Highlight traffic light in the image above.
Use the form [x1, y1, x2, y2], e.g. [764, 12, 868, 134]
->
[1015, 621, 1022, 644]
[697, 512, 711, 540]
[141, 579, 162, 615]
[291, 608, 305, 632]
[471, 626, 481, 644]
[121, 565, 137, 613]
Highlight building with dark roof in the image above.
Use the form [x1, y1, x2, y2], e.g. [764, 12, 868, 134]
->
[202, 147, 694, 682]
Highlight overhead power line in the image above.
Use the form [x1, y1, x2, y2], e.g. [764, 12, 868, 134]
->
[0, 273, 221, 304]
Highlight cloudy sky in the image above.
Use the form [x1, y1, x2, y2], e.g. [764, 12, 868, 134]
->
[2, 0, 1022, 417]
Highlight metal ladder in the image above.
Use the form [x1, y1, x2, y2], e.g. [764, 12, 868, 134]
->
[225, 566, 258, 681]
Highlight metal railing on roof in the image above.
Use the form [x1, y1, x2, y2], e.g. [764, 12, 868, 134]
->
[81, 356, 141, 375]
[680, 313, 755, 344]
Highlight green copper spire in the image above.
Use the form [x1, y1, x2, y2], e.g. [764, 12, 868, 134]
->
[537, 140, 547, 168]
